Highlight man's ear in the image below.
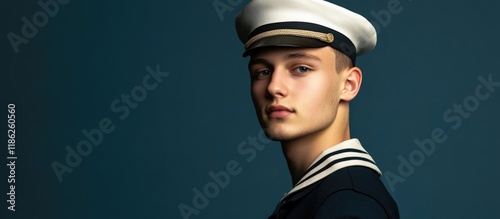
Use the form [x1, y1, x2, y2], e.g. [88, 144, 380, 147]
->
[340, 67, 362, 101]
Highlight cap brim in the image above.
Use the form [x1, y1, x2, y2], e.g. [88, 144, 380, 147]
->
[242, 35, 329, 57]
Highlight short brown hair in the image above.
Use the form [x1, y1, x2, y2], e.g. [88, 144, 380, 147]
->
[333, 49, 353, 72]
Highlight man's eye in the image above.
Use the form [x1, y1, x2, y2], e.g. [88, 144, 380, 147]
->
[257, 70, 271, 77]
[292, 66, 310, 73]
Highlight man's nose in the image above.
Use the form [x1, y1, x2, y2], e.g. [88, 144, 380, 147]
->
[266, 68, 289, 99]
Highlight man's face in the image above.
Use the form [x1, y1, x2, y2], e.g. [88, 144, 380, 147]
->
[248, 46, 345, 141]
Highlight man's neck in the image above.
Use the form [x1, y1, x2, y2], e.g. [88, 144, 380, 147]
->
[281, 123, 350, 185]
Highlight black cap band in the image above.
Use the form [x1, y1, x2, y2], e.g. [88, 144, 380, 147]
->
[244, 22, 357, 65]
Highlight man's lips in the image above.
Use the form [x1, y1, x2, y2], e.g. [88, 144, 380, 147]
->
[266, 105, 294, 118]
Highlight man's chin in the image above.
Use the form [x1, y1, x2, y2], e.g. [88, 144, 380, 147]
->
[262, 127, 299, 141]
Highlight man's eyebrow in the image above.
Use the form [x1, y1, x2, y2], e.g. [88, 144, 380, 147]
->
[248, 52, 322, 69]
[248, 58, 272, 70]
[284, 53, 322, 62]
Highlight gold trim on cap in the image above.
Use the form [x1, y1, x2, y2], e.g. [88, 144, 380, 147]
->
[245, 29, 334, 48]
[326, 33, 334, 43]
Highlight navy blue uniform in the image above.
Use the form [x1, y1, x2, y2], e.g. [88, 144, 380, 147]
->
[268, 139, 399, 219]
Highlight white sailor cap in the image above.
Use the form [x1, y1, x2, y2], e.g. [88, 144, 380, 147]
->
[235, 0, 377, 65]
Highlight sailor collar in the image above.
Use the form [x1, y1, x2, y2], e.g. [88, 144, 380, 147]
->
[281, 138, 381, 200]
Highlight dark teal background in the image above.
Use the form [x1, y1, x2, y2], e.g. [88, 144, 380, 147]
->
[1, 0, 500, 218]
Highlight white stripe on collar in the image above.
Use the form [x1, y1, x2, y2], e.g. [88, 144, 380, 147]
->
[282, 138, 381, 200]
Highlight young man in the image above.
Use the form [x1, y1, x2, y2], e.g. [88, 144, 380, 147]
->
[235, 0, 400, 218]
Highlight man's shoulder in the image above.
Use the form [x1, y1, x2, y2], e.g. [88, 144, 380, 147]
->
[270, 166, 399, 219]
[304, 166, 399, 219]
[315, 189, 388, 218]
